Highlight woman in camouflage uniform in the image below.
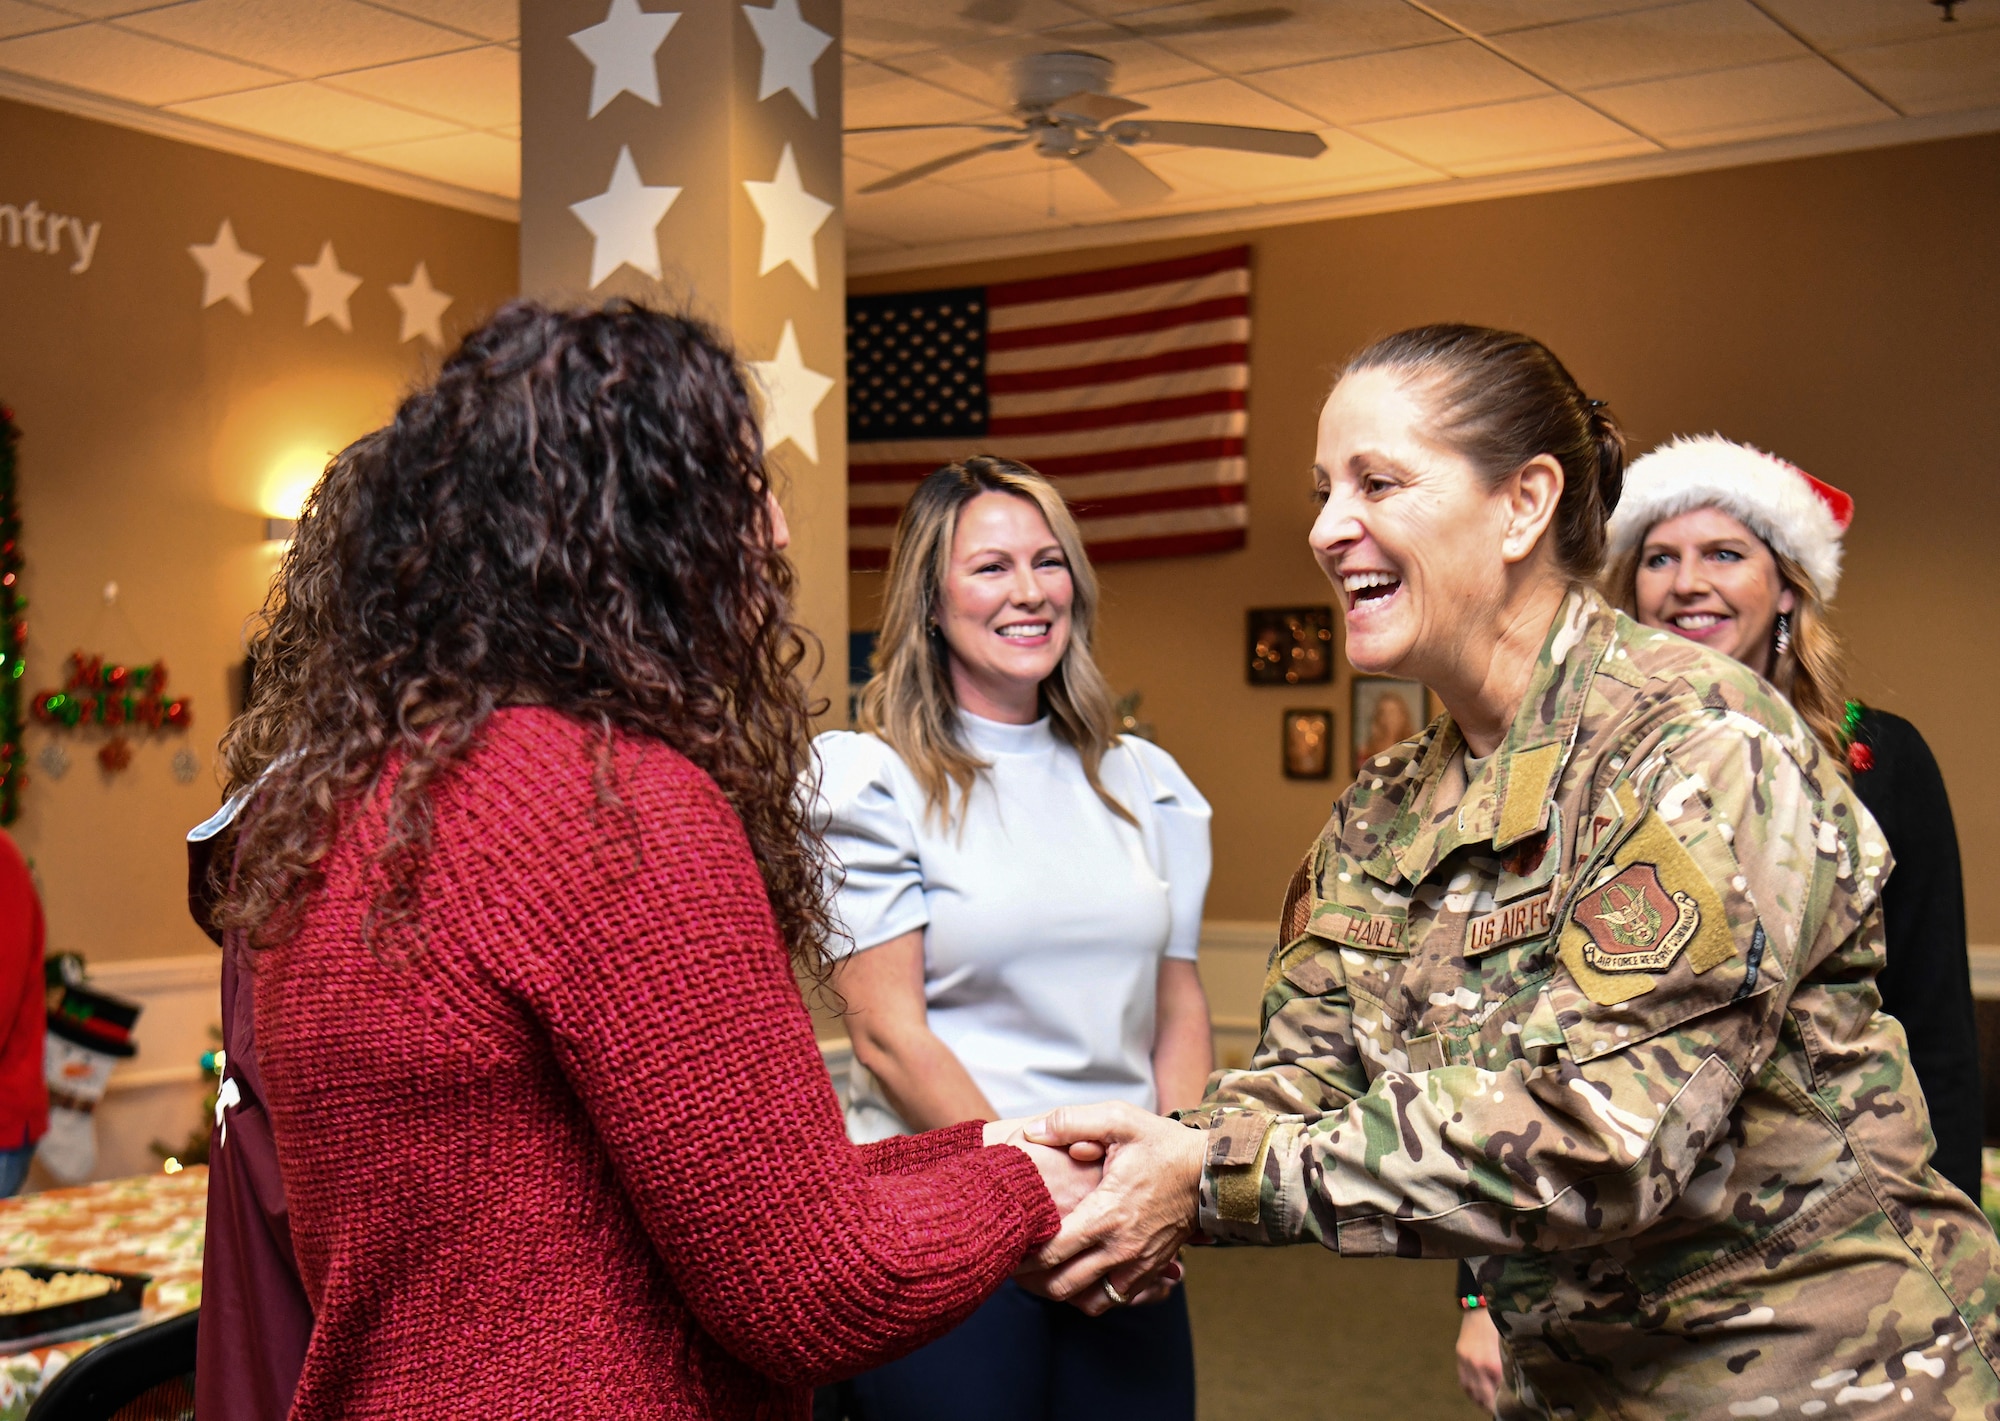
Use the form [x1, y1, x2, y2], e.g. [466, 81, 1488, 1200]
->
[1018, 325, 2000, 1419]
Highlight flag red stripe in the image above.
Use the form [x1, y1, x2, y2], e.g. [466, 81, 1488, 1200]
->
[851, 525, 1246, 570]
[988, 246, 1250, 308]
[847, 480, 1245, 528]
[851, 437, 1244, 484]
[986, 295, 1248, 352]
[987, 388, 1244, 437]
[1066, 482, 1246, 519]
[1086, 528, 1247, 562]
[988, 343, 1248, 395]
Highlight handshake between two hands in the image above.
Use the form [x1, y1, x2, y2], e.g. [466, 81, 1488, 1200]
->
[980, 1102, 1209, 1318]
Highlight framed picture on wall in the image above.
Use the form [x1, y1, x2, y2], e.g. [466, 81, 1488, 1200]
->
[1247, 606, 1334, 685]
[1282, 709, 1334, 779]
[1352, 678, 1427, 768]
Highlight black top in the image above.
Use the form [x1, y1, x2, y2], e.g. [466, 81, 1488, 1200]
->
[1849, 707, 1983, 1200]
[1458, 707, 1981, 1301]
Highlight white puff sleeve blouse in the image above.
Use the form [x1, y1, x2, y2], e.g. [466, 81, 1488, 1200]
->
[810, 711, 1212, 1141]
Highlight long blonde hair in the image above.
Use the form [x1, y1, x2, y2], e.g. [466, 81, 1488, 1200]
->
[1604, 539, 1848, 766]
[858, 457, 1132, 827]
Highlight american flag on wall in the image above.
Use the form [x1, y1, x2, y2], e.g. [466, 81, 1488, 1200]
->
[845, 246, 1251, 571]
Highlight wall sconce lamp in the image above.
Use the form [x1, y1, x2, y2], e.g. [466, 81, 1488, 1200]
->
[264, 517, 296, 544]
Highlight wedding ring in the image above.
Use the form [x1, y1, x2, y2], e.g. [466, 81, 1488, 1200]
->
[1101, 1279, 1129, 1307]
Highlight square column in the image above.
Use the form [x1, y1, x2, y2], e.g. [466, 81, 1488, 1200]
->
[521, 0, 846, 707]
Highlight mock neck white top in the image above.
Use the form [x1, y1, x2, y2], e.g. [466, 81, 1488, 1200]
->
[810, 712, 1212, 1141]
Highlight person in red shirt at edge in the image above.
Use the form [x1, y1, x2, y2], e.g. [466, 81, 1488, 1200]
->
[190, 301, 1128, 1421]
[0, 831, 47, 1197]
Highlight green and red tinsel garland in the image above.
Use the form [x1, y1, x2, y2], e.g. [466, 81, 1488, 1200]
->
[31, 654, 190, 734]
[0, 406, 23, 826]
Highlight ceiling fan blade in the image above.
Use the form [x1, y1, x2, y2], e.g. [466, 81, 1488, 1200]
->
[1047, 89, 1148, 124]
[1072, 143, 1175, 207]
[1109, 119, 1325, 159]
[858, 138, 1028, 194]
[846, 122, 1023, 136]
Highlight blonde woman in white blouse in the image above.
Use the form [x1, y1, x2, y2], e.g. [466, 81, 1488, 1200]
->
[811, 457, 1213, 1421]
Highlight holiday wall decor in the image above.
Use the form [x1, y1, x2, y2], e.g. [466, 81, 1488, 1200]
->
[30, 653, 190, 774]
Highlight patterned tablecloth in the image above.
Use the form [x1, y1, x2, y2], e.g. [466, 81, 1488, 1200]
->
[0, 1167, 206, 1419]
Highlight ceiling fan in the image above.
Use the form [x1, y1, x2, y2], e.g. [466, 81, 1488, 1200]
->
[846, 51, 1326, 208]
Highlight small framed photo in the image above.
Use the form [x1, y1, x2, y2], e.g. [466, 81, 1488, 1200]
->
[1352, 678, 1427, 768]
[1247, 606, 1334, 685]
[1282, 708, 1334, 780]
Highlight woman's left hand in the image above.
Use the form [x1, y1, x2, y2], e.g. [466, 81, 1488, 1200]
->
[1011, 1101, 1206, 1315]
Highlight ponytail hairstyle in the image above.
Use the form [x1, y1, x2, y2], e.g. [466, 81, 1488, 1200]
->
[858, 456, 1132, 829]
[1339, 324, 1625, 579]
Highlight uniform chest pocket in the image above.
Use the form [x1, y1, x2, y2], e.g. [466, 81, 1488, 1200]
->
[1463, 813, 1565, 962]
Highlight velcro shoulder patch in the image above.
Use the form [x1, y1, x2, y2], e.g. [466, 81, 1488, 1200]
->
[1558, 787, 1735, 1006]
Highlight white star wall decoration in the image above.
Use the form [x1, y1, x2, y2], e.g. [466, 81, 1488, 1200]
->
[188, 218, 262, 313]
[743, 144, 833, 289]
[569, 147, 682, 289]
[389, 261, 454, 346]
[570, 0, 680, 118]
[742, 0, 831, 118]
[749, 320, 834, 464]
[293, 241, 362, 332]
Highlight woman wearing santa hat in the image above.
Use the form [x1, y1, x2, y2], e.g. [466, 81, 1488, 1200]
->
[1449, 434, 1983, 1412]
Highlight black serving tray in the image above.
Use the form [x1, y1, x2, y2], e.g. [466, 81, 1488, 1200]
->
[0, 1265, 149, 1345]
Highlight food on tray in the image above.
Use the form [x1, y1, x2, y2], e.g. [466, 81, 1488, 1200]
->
[0, 1267, 117, 1314]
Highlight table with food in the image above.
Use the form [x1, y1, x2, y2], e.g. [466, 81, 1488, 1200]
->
[0, 1166, 205, 1418]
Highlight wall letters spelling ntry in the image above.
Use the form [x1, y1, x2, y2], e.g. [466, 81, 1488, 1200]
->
[0, 201, 101, 275]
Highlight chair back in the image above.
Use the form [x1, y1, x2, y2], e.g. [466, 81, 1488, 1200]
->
[24, 1310, 197, 1421]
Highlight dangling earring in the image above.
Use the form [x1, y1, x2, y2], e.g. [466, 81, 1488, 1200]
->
[1773, 612, 1792, 659]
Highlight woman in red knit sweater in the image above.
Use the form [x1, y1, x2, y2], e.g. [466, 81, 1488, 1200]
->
[199, 302, 1098, 1420]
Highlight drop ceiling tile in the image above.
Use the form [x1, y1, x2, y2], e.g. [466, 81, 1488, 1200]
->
[116, 0, 469, 77]
[846, 176, 1058, 245]
[364, 0, 517, 43]
[168, 79, 463, 149]
[842, 0, 1086, 59]
[493, 121, 517, 137]
[346, 128, 517, 196]
[845, 57, 1005, 128]
[0, 1, 73, 40]
[1109, 0, 1454, 70]
[1354, 92, 1655, 174]
[1423, 0, 1682, 34]
[0, 21, 280, 103]
[325, 43, 516, 128]
[27, 0, 182, 16]
[1586, 54, 1893, 145]
[1753, 0, 2000, 51]
[1496, 0, 1806, 88]
[1838, 25, 2000, 115]
[1120, 74, 1325, 128]
[1142, 126, 1438, 194]
[846, 225, 907, 257]
[1254, 38, 1551, 124]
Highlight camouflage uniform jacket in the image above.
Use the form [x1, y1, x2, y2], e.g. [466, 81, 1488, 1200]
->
[1182, 589, 2000, 1419]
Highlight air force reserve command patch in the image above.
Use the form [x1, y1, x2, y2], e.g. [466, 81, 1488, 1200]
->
[1573, 863, 1699, 972]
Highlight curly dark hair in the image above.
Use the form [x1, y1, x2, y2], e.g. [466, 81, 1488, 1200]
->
[214, 299, 832, 975]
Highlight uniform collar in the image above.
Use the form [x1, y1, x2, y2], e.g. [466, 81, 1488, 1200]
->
[1369, 587, 1614, 887]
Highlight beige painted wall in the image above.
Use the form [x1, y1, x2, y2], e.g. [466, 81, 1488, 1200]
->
[0, 99, 517, 964]
[852, 131, 2000, 938]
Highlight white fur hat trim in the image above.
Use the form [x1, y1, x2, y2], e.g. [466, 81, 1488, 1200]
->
[1606, 434, 1846, 600]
